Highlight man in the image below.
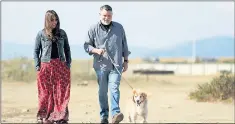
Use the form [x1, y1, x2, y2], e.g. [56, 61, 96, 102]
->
[84, 5, 130, 124]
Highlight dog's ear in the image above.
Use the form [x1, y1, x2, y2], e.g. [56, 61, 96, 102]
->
[132, 95, 136, 103]
[132, 89, 137, 94]
[141, 90, 152, 98]
[140, 89, 152, 98]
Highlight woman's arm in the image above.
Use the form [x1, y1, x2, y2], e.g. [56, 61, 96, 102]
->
[33, 31, 42, 71]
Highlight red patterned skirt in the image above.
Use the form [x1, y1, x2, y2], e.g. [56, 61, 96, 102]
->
[36, 58, 71, 122]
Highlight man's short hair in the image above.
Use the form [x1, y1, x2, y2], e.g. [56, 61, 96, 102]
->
[100, 5, 112, 11]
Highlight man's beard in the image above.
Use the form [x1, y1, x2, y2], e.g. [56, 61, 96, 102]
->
[101, 20, 111, 25]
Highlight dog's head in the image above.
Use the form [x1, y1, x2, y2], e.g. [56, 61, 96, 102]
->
[132, 89, 150, 106]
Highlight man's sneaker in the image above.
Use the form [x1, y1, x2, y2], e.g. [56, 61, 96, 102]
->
[101, 118, 109, 124]
[112, 113, 124, 123]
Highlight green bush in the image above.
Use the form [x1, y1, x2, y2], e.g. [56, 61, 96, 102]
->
[189, 71, 235, 102]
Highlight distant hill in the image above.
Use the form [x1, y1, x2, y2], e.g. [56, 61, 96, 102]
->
[145, 36, 234, 58]
[1, 36, 234, 60]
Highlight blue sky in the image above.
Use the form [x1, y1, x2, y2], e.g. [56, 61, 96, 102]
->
[2, 1, 234, 50]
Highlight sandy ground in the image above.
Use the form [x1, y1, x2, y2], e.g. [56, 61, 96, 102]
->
[1, 75, 234, 123]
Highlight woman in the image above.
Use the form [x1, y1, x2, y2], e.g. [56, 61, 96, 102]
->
[33, 10, 72, 124]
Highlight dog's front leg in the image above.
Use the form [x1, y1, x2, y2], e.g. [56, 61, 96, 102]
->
[131, 114, 137, 123]
[142, 119, 147, 123]
[141, 113, 148, 123]
[128, 115, 132, 123]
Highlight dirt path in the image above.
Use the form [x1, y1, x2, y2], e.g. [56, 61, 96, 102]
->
[1, 76, 234, 123]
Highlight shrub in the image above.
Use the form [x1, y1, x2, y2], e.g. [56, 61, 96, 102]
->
[189, 71, 235, 102]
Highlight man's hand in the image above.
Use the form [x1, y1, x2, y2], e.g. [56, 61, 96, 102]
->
[92, 48, 105, 55]
[122, 61, 128, 72]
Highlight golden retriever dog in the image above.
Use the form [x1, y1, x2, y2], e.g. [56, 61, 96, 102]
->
[125, 89, 151, 123]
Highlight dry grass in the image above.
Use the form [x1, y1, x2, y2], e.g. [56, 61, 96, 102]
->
[1, 57, 36, 82]
[217, 57, 235, 63]
[159, 57, 189, 63]
[189, 71, 235, 103]
[1, 58, 97, 83]
[128, 58, 145, 64]
[1, 57, 234, 84]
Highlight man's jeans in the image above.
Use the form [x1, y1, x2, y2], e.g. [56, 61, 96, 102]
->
[94, 65, 123, 120]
